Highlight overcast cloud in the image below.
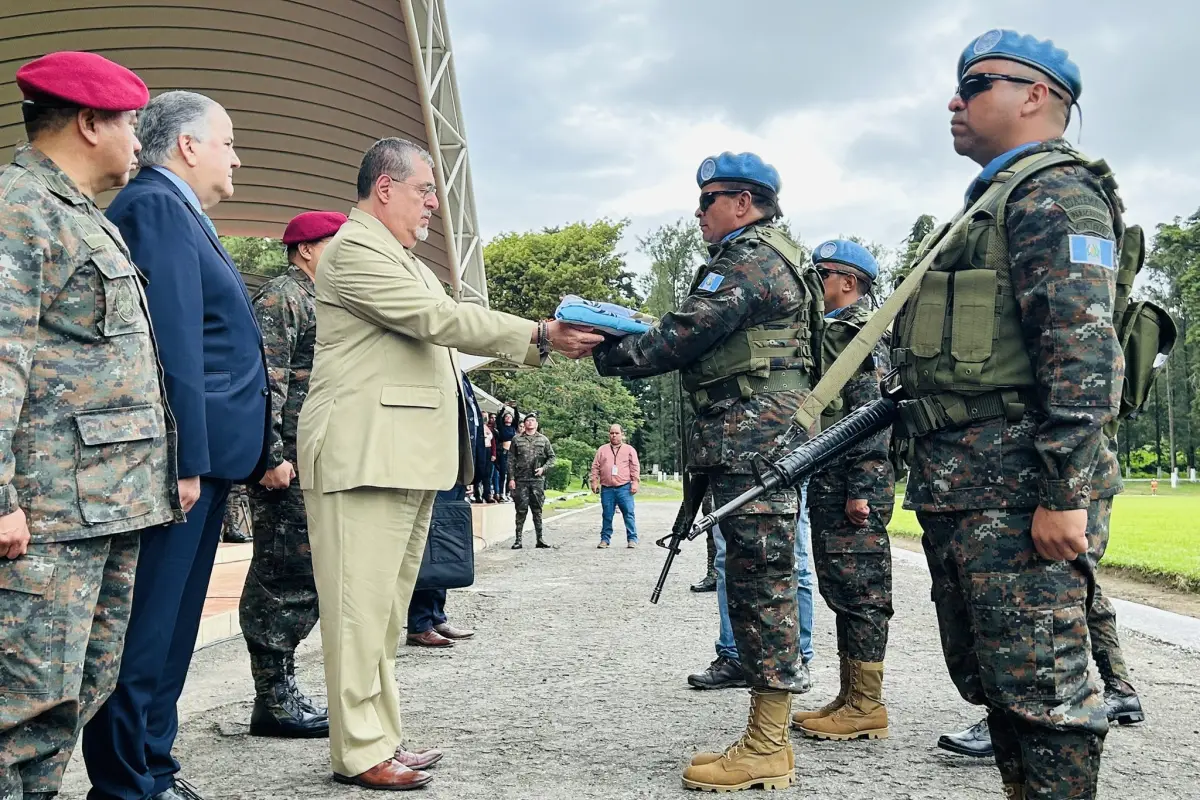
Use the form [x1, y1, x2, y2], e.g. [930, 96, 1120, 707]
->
[448, 0, 1198, 272]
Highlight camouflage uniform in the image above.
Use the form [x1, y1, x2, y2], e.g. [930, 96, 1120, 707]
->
[239, 265, 320, 699]
[901, 140, 1119, 797]
[595, 221, 821, 693]
[1087, 446, 1135, 692]
[0, 145, 180, 797]
[808, 297, 895, 663]
[510, 431, 555, 543]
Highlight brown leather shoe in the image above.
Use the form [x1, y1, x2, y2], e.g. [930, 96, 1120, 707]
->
[394, 746, 444, 769]
[406, 630, 453, 648]
[333, 759, 432, 790]
[433, 623, 475, 640]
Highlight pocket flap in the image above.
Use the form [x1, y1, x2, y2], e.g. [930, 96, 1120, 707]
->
[969, 571, 1084, 609]
[90, 246, 136, 280]
[380, 385, 442, 408]
[0, 556, 55, 596]
[824, 531, 889, 554]
[75, 405, 164, 446]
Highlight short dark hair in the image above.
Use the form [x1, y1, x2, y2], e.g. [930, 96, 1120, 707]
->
[286, 243, 300, 262]
[22, 103, 121, 142]
[356, 137, 434, 200]
[716, 180, 781, 221]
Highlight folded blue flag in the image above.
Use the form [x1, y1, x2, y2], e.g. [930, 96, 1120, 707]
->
[554, 295, 655, 337]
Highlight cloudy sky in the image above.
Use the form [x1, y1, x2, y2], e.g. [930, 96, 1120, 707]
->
[447, 0, 1197, 272]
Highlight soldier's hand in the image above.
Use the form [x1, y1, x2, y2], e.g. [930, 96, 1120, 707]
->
[1031, 506, 1088, 561]
[545, 321, 605, 359]
[260, 461, 296, 490]
[535, 467, 545, 476]
[0, 507, 30, 559]
[845, 499, 870, 527]
[179, 476, 201, 514]
[509, 480, 516, 491]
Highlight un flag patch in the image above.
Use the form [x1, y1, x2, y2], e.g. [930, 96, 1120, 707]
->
[1068, 234, 1116, 269]
[698, 272, 725, 292]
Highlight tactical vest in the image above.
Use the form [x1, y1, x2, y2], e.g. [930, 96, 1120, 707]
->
[681, 224, 825, 412]
[819, 301, 874, 429]
[891, 146, 1176, 438]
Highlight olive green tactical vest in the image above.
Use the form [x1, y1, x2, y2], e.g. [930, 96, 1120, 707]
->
[681, 224, 825, 412]
[891, 145, 1174, 437]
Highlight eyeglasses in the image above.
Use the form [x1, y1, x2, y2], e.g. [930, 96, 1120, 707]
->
[955, 72, 1066, 103]
[698, 189, 750, 213]
[817, 267, 857, 281]
[389, 176, 438, 199]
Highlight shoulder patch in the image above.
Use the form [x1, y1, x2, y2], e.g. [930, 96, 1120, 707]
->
[698, 272, 725, 293]
[1068, 234, 1116, 269]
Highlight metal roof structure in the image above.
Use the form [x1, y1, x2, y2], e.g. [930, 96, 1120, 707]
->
[0, 0, 489, 304]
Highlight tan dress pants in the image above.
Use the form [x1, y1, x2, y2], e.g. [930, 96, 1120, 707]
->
[305, 471, 436, 777]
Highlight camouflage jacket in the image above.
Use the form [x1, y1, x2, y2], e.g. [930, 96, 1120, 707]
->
[510, 432, 555, 482]
[0, 145, 181, 542]
[808, 297, 895, 508]
[252, 265, 316, 471]
[904, 139, 1123, 513]
[594, 223, 819, 512]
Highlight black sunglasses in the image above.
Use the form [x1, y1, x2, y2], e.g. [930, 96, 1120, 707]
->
[817, 266, 857, 281]
[698, 189, 758, 213]
[956, 72, 1066, 103]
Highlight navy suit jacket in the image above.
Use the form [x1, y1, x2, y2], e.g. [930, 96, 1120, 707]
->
[107, 168, 269, 482]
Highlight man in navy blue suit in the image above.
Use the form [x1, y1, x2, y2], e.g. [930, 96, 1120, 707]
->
[83, 91, 269, 800]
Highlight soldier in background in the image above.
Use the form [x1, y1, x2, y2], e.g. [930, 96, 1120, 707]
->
[791, 240, 895, 742]
[0, 52, 181, 798]
[240, 211, 346, 739]
[508, 412, 555, 549]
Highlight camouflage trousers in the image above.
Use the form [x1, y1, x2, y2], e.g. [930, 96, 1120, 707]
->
[513, 480, 545, 537]
[1088, 498, 1133, 688]
[711, 472, 806, 693]
[0, 533, 138, 797]
[809, 504, 894, 663]
[241, 485, 319, 698]
[919, 503, 1108, 798]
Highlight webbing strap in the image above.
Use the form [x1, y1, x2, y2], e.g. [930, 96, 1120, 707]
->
[896, 389, 1034, 437]
[693, 369, 812, 411]
[791, 150, 1061, 430]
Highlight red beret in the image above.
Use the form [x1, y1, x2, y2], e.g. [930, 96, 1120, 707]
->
[282, 211, 348, 245]
[16, 51, 149, 112]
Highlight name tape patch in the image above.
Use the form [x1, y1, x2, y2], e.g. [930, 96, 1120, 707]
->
[1068, 234, 1116, 269]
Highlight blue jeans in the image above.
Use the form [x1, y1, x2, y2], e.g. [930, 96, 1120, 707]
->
[600, 483, 637, 543]
[716, 484, 814, 663]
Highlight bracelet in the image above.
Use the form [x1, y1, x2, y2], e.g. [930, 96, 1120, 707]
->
[537, 321, 551, 357]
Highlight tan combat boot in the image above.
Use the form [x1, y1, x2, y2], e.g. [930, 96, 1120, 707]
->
[798, 660, 888, 741]
[690, 740, 795, 770]
[791, 653, 850, 727]
[682, 691, 794, 792]
[1003, 784, 1026, 800]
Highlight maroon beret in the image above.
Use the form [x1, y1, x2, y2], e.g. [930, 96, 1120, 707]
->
[282, 211, 348, 245]
[16, 51, 149, 112]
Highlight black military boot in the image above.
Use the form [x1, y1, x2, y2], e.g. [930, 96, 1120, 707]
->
[283, 653, 327, 719]
[1095, 651, 1145, 725]
[535, 530, 551, 549]
[511, 534, 523, 550]
[249, 682, 330, 738]
[936, 717, 992, 757]
[690, 534, 718, 592]
[687, 656, 746, 690]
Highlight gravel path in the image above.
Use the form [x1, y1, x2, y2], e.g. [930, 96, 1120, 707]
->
[59, 502, 1200, 799]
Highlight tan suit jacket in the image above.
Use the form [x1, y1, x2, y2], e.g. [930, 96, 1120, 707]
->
[297, 208, 538, 493]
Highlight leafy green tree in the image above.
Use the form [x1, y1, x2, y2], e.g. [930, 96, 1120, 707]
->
[221, 236, 289, 278]
[484, 219, 640, 320]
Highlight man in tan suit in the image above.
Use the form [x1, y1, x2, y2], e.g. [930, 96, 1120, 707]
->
[298, 137, 601, 791]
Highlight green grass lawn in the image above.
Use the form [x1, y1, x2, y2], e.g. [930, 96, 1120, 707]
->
[890, 481, 1200, 590]
[545, 477, 683, 511]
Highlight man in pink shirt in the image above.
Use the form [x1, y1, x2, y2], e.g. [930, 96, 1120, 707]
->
[590, 424, 640, 548]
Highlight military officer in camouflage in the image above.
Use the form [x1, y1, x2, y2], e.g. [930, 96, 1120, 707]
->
[240, 211, 347, 739]
[0, 52, 181, 798]
[508, 412, 555, 549]
[896, 30, 1124, 798]
[791, 240, 896, 743]
[594, 152, 824, 792]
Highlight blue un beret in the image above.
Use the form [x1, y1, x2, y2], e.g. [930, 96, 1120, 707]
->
[812, 239, 879, 281]
[958, 29, 1081, 101]
[697, 151, 781, 195]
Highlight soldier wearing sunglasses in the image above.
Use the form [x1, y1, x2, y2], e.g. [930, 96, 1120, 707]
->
[893, 29, 1127, 799]
[594, 152, 824, 792]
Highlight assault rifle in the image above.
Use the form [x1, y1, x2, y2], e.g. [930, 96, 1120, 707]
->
[650, 387, 1095, 609]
